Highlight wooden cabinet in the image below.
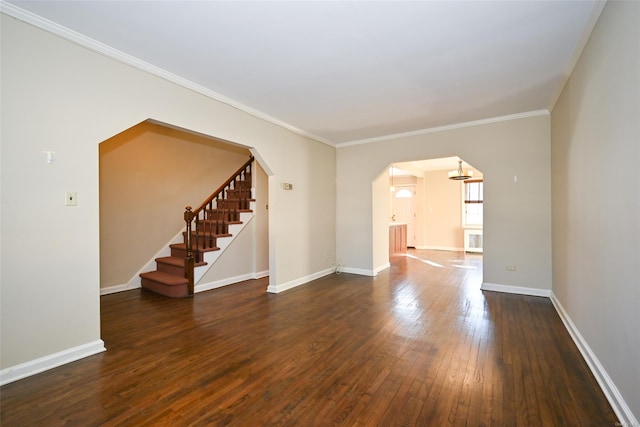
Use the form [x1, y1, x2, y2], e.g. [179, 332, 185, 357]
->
[389, 224, 407, 256]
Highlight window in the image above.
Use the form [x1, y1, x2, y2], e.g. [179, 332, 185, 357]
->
[395, 188, 413, 198]
[463, 179, 483, 226]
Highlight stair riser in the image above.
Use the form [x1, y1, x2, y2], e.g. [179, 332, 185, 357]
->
[206, 211, 240, 222]
[196, 222, 228, 234]
[171, 248, 215, 263]
[216, 200, 251, 210]
[182, 232, 219, 249]
[225, 189, 252, 199]
[171, 247, 188, 259]
[157, 263, 185, 277]
[141, 279, 189, 298]
[230, 179, 251, 189]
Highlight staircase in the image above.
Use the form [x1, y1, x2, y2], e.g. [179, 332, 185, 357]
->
[140, 156, 255, 298]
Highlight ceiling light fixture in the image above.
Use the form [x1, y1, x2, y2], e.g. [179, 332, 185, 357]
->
[448, 159, 473, 181]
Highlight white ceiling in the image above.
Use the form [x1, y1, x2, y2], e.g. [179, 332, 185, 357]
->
[5, 1, 602, 146]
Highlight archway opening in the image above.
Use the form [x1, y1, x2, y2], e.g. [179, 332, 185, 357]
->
[374, 156, 484, 281]
[98, 119, 271, 295]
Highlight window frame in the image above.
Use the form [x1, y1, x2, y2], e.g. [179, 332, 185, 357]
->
[462, 179, 483, 228]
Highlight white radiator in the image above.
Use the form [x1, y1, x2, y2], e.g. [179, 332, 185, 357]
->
[464, 229, 483, 253]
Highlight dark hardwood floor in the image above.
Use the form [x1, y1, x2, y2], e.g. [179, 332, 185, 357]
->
[1, 250, 617, 426]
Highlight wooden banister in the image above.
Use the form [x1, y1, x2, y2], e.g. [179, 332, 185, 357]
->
[182, 156, 254, 295]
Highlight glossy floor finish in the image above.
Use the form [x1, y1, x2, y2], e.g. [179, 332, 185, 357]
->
[1, 250, 616, 426]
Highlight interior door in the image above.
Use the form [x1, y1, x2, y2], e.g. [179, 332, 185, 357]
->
[393, 185, 416, 247]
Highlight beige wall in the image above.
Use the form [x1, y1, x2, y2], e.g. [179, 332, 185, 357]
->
[424, 169, 464, 250]
[423, 168, 483, 251]
[551, 0, 639, 422]
[0, 14, 335, 371]
[99, 121, 251, 289]
[371, 168, 392, 272]
[338, 114, 552, 291]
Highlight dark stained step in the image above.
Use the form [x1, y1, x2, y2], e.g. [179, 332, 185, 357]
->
[183, 231, 232, 241]
[170, 243, 220, 260]
[216, 199, 252, 210]
[140, 271, 189, 298]
[225, 188, 255, 200]
[229, 179, 251, 189]
[156, 256, 206, 276]
[205, 209, 246, 222]
[195, 219, 242, 234]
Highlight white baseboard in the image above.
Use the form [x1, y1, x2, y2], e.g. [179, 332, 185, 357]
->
[100, 283, 140, 295]
[338, 266, 376, 276]
[416, 245, 464, 252]
[337, 262, 389, 276]
[0, 340, 106, 386]
[550, 293, 638, 426]
[481, 282, 551, 297]
[374, 262, 391, 275]
[196, 270, 269, 293]
[102, 269, 270, 296]
[267, 267, 334, 293]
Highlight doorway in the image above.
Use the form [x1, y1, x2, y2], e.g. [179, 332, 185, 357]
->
[98, 119, 270, 295]
[383, 156, 483, 258]
[392, 185, 416, 248]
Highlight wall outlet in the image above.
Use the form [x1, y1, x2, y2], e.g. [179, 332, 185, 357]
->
[506, 265, 516, 271]
[65, 192, 77, 206]
[282, 183, 293, 190]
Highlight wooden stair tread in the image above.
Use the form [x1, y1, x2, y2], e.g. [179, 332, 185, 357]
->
[156, 256, 207, 267]
[170, 243, 220, 252]
[140, 271, 188, 286]
[197, 219, 244, 224]
[188, 232, 232, 238]
[197, 220, 243, 226]
[206, 208, 253, 213]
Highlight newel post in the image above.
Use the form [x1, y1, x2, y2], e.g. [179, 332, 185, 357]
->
[184, 206, 195, 295]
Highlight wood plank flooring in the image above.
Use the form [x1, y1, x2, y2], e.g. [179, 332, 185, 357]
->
[1, 250, 617, 426]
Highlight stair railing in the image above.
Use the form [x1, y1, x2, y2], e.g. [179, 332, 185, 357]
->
[183, 156, 254, 295]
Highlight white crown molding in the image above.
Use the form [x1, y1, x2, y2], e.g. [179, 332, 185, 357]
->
[337, 110, 550, 148]
[548, 0, 607, 111]
[0, 1, 335, 147]
[550, 292, 638, 426]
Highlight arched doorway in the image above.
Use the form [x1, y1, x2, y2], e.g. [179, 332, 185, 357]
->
[376, 156, 484, 278]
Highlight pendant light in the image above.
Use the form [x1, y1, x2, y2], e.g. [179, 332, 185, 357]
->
[448, 159, 473, 181]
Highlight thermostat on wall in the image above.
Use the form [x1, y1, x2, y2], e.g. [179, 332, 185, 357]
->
[283, 183, 293, 190]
